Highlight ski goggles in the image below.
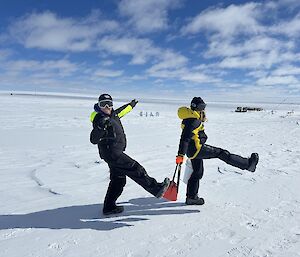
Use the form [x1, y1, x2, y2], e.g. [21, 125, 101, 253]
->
[191, 102, 206, 111]
[98, 100, 113, 108]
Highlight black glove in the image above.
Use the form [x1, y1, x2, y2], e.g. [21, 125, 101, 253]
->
[130, 99, 138, 108]
[97, 116, 111, 129]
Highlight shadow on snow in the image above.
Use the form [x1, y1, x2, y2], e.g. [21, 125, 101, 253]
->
[0, 197, 200, 231]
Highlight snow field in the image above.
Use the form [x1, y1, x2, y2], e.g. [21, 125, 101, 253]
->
[0, 94, 299, 257]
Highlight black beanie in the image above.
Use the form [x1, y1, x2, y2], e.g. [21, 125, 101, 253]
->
[191, 97, 206, 111]
[98, 94, 112, 102]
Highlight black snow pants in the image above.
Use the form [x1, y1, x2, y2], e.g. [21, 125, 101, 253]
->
[187, 144, 250, 198]
[103, 152, 162, 210]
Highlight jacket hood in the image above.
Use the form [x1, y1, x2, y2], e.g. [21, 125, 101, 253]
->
[94, 103, 102, 113]
[177, 106, 200, 120]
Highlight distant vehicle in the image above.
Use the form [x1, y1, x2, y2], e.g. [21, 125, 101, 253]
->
[235, 107, 247, 112]
[235, 107, 263, 112]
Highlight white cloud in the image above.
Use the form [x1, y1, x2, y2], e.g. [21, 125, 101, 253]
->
[219, 50, 280, 69]
[98, 36, 160, 64]
[180, 0, 300, 82]
[98, 36, 188, 72]
[0, 57, 91, 92]
[180, 71, 219, 83]
[101, 60, 114, 66]
[271, 14, 300, 37]
[147, 50, 188, 72]
[118, 0, 181, 33]
[181, 3, 263, 37]
[247, 70, 269, 78]
[218, 46, 300, 71]
[94, 69, 123, 77]
[130, 75, 147, 80]
[3, 59, 79, 77]
[257, 75, 299, 86]
[9, 11, 119, 51]
[147, 64, 218, 84]
[272, 65, 300, 76]
[205, 36, 294, 58]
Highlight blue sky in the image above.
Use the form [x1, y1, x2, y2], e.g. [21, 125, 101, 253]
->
[1, 0, 300, 101]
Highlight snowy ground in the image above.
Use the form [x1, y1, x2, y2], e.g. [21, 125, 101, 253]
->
[0, 93, 299, 257]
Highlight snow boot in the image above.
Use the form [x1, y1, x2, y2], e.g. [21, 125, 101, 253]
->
[156, 177, 170, 198]
[185, 196, 205, 205]
[102, 205, 124, 216]
[248, 153, 259, 172]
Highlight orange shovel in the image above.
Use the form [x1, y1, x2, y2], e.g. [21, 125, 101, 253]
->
[163, 164, 181, 201]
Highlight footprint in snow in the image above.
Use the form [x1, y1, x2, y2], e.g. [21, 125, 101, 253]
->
[225, 245, 253, 257]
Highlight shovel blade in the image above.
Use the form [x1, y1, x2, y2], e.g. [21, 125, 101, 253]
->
[163, 181, 178, 201]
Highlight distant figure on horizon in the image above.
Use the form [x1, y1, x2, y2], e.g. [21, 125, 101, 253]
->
[90, 94, 170, 216]
[175, 97, 259, 205]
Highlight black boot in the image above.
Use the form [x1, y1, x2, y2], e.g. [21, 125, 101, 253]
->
[102, 205, 124, 216]
[155, 177, 170, 198]
[186, 195, 205, 205]
[248, 153, 259, 172]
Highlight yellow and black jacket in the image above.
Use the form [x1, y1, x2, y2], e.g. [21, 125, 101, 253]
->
[90, 102, 133, 160]
[177, 107, 208, 159]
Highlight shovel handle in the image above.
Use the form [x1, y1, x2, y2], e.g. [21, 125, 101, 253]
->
[171, 164, 179, 181]
[177, 164, 182, 192]
[171, 164, 182, 193]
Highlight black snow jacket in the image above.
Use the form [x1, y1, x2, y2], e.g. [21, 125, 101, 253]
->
[177, 107, 208, 159]
[90, 102, 134, 160]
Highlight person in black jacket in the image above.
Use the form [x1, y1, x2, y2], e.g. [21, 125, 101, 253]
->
[176, 97, 259, 205]
[90, 94, 170, 215]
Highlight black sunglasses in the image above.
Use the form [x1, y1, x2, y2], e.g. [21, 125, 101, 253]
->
[98, 100, 113, 108]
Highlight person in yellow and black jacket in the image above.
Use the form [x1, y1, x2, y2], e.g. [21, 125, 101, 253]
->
[176, 97, 259, 205]
[90, 94, 170, 216]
